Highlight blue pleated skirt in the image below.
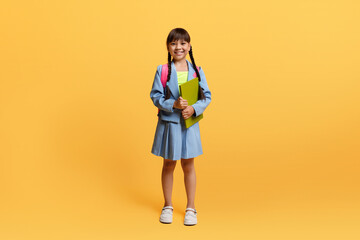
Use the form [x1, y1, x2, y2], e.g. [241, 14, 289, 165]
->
[151, 117, 203, 161]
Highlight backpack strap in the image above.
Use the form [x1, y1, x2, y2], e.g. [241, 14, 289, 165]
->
[161, 64, 168, 88]
[192, 66, 201, 78]
[158, 64, 168, 115]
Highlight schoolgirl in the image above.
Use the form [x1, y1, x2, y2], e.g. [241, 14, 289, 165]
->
[150, 28, 211, 225]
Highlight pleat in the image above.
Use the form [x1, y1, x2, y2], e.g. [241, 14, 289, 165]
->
[151, 118, 203, 160]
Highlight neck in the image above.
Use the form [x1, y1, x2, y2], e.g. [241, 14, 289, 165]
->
[173, 59, 187, 66]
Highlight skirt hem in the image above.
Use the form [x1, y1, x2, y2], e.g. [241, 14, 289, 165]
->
[151, 151, 203, 161]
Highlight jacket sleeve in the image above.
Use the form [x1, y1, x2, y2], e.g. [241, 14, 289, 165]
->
[192, 66, 212, 117]
[150, 65, 176, 112]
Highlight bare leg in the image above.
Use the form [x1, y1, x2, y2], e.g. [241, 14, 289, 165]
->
[181, 158, 196, 209]
[162, 158, 177, 207]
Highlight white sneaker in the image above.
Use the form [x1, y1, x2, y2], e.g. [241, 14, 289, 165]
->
[184, 208, 197, 226]
[159, 206, 173, 224]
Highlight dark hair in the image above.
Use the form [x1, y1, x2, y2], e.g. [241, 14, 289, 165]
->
[164, 28, 205, 100]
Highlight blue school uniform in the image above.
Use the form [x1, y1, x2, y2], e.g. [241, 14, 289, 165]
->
[150, 59, 212, 160]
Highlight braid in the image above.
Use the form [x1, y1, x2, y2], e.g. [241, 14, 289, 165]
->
[189, 46, 205, 100]
[165, 52, 172, 100]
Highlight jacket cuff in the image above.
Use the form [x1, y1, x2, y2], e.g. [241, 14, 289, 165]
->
[165, 99, 176, 112]
[192, 104, 199, 117]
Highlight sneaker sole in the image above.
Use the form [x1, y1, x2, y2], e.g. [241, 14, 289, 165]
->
[184, 222, 197, 226]
[160, 220, 172, 224]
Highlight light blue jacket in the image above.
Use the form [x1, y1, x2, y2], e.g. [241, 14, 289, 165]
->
[150, 59, 212, 123]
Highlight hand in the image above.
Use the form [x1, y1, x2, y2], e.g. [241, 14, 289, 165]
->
[173, 96, 188, 109]
[182, 106, 195, 119]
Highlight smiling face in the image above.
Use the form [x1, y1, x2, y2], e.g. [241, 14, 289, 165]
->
[167, 39, 191, 62]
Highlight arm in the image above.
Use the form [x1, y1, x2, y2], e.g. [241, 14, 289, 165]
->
[150, 65, 176, 112]
[191, 67, 212, 117]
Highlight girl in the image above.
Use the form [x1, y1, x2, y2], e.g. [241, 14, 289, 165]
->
[150, 28, 211, 226]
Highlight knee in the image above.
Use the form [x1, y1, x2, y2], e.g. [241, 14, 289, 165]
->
[181, 160, 194, 173]
[163, 159, 176, 171]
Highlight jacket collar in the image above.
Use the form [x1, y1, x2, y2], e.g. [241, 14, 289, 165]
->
[168, 59, 195, 99]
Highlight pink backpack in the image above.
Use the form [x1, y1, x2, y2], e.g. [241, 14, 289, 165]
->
[158, 63, 200, 114]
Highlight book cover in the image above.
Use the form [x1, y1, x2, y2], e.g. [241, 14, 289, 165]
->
[179, 77, 204, 128]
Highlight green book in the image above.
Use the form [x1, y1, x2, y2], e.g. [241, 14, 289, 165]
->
[179, 77, 204, 128]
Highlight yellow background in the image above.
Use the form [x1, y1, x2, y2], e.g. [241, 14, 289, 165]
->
[1, 0, 359, 239]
